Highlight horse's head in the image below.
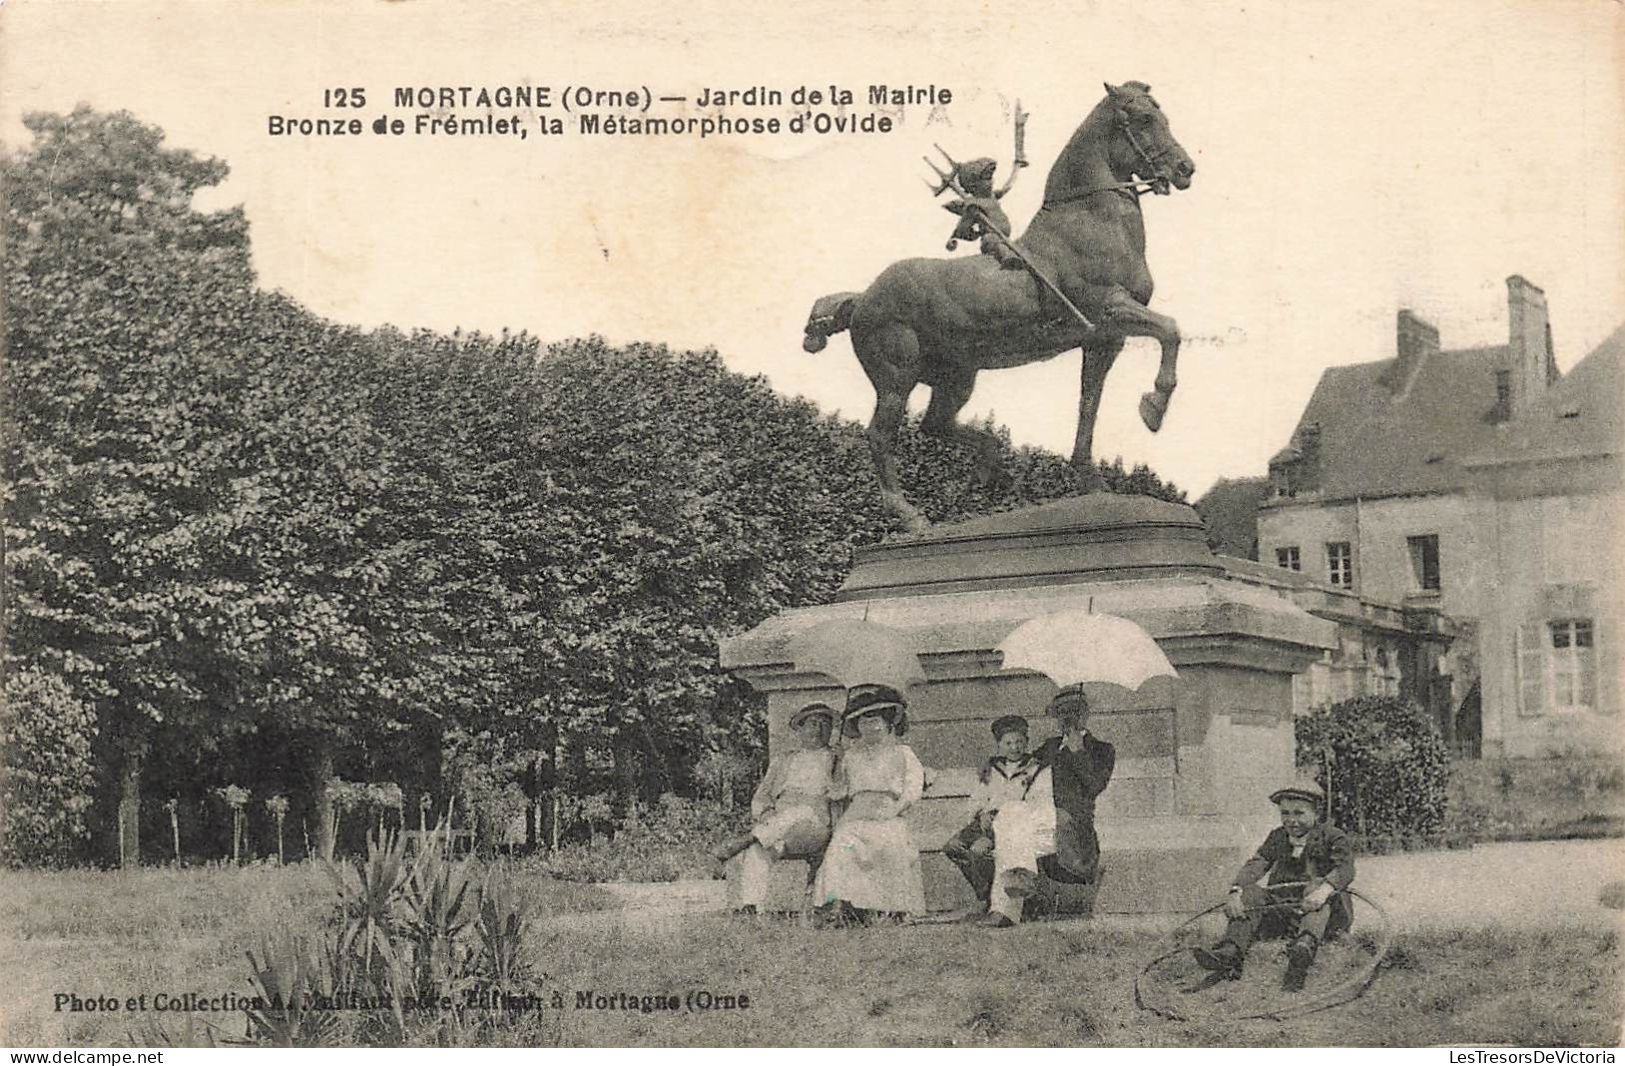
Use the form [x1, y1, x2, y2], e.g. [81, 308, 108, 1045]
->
[1103, 81, 1194, 192]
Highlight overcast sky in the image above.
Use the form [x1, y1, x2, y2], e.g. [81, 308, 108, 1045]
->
[3, 0, 1621, 498]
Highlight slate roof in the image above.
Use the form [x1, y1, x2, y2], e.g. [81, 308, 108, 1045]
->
[1277, 343, 1513, 500]
[1463, 324, 1624, 468]
[1194, 476, 1269, 559]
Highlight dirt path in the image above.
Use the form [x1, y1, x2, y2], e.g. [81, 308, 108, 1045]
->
[540, 838, 1625, 935]
[1355, 837, 1622, 929]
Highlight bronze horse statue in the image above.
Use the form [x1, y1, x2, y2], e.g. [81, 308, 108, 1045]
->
[803, 82, 1195, 531]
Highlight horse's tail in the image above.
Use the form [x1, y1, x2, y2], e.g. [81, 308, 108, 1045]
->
[802, 291, 860, 353]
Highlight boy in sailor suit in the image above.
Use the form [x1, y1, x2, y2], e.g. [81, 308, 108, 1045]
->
[942, 715, 1039, 908]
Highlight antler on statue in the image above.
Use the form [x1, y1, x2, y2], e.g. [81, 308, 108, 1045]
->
[923, 144, 967, 198]
[995, 100, 1030, 197]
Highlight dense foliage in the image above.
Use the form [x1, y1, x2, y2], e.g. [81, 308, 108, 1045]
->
[1, 107, 1185, 866]
[1296, 695, 1451, 844]
[534, 794, 748, 883]
[0, 667, 98, 865]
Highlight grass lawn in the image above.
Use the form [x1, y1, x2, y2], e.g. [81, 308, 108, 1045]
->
[1, 866, 1618, 1047]
[0, 861, 612, 1047]
[541, 915, 1621, 1047]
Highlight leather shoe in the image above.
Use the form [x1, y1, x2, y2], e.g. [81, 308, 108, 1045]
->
[1003, 868, 1037, 898]
[1282, 935, 1317, 992]
[1192, 941, 1244, 979]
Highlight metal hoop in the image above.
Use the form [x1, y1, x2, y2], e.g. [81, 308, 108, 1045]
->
[1133, 888, 1394, 1023]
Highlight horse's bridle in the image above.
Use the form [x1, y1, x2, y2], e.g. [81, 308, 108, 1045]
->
[1042, 108, 1174, 209]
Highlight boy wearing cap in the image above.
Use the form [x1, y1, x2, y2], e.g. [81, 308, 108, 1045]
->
[981, 685, 1116, 927]
[943, 715, 1039, 907]
[717, 702, 838, 914]
[1192, 779, 1355, 992]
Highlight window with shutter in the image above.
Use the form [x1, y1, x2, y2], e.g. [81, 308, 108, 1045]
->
[1516, 622, 1546, 716]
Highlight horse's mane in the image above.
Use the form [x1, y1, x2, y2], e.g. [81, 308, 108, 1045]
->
[1045, 81, 1157, 201]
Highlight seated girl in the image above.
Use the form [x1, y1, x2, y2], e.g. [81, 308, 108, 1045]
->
[813, 685, 928, 925]
[714, 702, 838, 914]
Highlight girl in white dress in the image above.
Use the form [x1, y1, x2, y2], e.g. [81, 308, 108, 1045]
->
[814, 686, 927, 924]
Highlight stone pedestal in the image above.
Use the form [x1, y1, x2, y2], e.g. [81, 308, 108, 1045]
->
[719, 495, 1335, 915]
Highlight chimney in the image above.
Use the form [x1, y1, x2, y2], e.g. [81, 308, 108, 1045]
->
[1505, 275, 1556, 414]
[1296, 422, 1321, 491]
[1381, 309, 1439, 396]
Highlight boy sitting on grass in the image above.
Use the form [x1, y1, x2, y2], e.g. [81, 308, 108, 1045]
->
[1192, 779, 1355, 992]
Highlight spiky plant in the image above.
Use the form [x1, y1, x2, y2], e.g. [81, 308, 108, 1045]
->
[241, 936, 347, 1047]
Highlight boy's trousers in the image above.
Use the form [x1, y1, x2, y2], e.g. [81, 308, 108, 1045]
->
[1224, 883, 1352, 949]
[942, 820, 993, 903]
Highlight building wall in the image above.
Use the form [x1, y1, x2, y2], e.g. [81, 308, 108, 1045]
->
[1257, 499, 1356, 589]
[1475, 489, 1622, 757]
[1345, 495, 1490, 619]
[1260, 494, 1485, 716]
[1257, 479, 1621, 757]
[1258, 495, 1486, 616]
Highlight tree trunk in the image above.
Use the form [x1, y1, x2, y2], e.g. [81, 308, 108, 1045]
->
[523, 755, 540, 850]
[638, 734, 667, 808]
[567, 737, 588, 845]
[314, 748, 336, 861]
[531, 727, 560, 851]
[117, 748, 142, 868]
[611, 731, 636, 823]
[537, 742, 559, 853]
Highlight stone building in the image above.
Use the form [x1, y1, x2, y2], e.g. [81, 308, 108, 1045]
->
[1256, 276, 1622, 756]
[1458, 326, 1622, 756]
[1214, 555, 1456, 723]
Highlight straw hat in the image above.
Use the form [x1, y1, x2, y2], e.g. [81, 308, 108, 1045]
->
[788, 703, 836, 731]
[842, 685, 909, 737]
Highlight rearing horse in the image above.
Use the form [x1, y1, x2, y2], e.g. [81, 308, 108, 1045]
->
[802, 82, 1195, 531]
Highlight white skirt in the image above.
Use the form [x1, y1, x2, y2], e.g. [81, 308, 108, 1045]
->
[813, 813, 926, 914]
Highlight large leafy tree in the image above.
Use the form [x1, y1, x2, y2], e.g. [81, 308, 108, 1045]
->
[4, 110, 417, 863]
[2, 108, 1188, 863]
[3, 108, 263, 863]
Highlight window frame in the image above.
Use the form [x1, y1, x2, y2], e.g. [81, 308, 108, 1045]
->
[1406, 533, 1441, 592]
[1325, 541, 1354, 588]
[1547, 618, 1597, 713]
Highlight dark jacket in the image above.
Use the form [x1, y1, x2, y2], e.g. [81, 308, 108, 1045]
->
[1234, 823, 1355, 892]
[1031, 733, 1115, 884]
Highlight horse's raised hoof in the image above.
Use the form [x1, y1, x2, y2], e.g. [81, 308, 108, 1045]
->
[1139, 389, 1171, 432]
